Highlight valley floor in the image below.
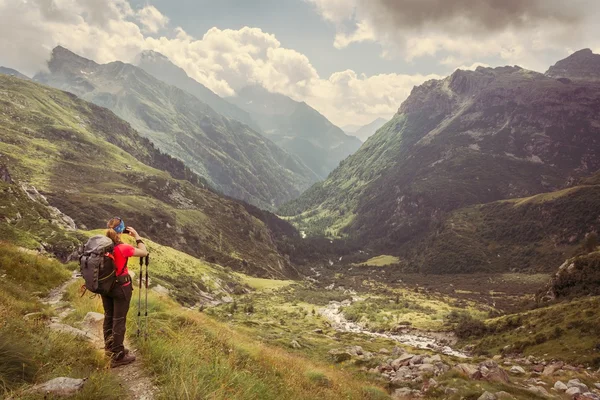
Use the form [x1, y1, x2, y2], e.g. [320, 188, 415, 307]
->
[1, 244, 599, 400]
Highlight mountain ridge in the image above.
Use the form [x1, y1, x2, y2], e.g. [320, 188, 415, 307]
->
[34, 46, 318, 210]
[281, 50, 600, 273]
[229, 85, 362, 179]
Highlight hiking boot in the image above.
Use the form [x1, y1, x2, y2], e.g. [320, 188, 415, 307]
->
[110, 353, 136, 368]
[104, 348, 130, 357]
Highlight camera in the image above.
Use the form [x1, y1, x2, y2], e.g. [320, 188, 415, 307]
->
[123, 228, 130, 234]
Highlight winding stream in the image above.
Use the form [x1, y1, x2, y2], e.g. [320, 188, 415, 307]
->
[320, 301, 469, 358]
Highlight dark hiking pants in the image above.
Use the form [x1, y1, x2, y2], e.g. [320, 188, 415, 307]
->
[101, 281, 133, 359]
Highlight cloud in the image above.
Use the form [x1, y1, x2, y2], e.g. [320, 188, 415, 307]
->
[306, 0, 600, 71]
[0, 0, 428, 126]
[137, 5, 169, 33]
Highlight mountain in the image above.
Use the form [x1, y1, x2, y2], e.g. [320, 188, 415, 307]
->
[134, 50, 260, 132]
[34, 46, 318, 210]
[546, 48, 600, 81]
[352, 117, 388, 142]
[228, 85, 362, 179]
[0, 73, 299, 277]
[342, 124, 361, 135]
[281, 51, 600, 273]
[0, 66, 30, 80]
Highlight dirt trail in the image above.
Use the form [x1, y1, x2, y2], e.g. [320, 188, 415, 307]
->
[44, 272, 157, 400]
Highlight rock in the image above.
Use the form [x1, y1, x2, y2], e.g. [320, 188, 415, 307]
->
[493, 355, 503, 361]
[379, 348, 390, 355]
[410, 355, 425, 365]
[395, 353, 415, 364]
[23, 312, 44, 320]
[577, 393, 600, 400]
[454, 363, 479, 378]
[495, 392, 516, 400]
[554, 381, 568, 391]
[346, 346, 364, 356]
[81, 311, 104, 331]
[290, 340, 301, 349]
[566, 387, 583, 396]
[568, 379, 589, 392]
[478, 391, 497, 400]
[429, 378, 438, 387]
[221, 296, 233, 303]
[30, 377, 86, 396]
[510, 366, 526, 375]
[328, 349, 352, 363]
[480, 365, 510, 384]
[543, 362, 563, 376]
[594, 383, 600, 390]
[392, 346, 404, 356]
[313, 329, 324, 334]
[527, 386, 549, 396]
[152, 284, 169, 295]
[418, 363, 435, 373]
[49, 323, 96, 341]
[392, 388, 418, 399]
[533, 364, 545, 373]
[445, 387, 459, 395]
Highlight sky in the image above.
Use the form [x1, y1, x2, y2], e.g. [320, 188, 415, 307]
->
[1, 0, 599, 127]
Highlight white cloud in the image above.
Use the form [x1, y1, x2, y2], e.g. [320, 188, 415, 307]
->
[137, 5, 169, 33]
[306, 0, 600, 72]
[0, 0, 433, 126]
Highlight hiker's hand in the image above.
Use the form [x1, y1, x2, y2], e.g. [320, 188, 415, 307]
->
[127, 227, 141, 239]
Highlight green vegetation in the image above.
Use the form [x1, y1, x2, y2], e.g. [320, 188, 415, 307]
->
[467, 296, 600, 366]
[0, 243, 125, 399]
[358, 255, 400, 267]
[0, 74, 295, 278]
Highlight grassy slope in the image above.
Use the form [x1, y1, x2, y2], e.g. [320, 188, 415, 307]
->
[412, 176, 600, 273]
[0, 74, 294, 278]
[0, 243, 126, 400]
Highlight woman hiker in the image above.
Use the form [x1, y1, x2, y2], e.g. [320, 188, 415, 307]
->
[104, 217, 148, 367]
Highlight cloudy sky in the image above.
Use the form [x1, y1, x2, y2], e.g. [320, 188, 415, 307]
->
[1, 0, 599, 127]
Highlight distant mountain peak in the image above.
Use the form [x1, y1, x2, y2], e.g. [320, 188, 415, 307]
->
[49, 45, 98, 72]
[546, 48, 600, 81]
[0, 66, 30, 80]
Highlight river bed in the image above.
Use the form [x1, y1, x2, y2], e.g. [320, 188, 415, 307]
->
[320, 301, 469, 358]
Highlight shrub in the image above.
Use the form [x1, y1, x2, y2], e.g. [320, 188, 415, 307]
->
[453, 314, 488, 339]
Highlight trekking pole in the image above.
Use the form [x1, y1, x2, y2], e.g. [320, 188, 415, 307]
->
[137, 256, 143, 338]
[144, 254, 149, 341]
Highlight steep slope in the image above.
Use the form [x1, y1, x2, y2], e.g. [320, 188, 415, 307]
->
[0, 74, 297, 278]
[352, 117, 388, 142]
[0, 66, 30, 80]
[229, 85, 362, 179]
[282, 51, 600, 270]
[34, 46, 317, 210]
[134, 50, 260, 132]
[546, 48, 600, 81]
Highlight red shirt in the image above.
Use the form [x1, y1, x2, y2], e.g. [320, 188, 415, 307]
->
[114, 243, 135, 280]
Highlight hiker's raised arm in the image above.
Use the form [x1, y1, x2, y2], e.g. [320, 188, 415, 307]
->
[127, 226, 149, 257]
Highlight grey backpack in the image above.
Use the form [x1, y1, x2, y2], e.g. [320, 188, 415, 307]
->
[79, 235, 117, 295]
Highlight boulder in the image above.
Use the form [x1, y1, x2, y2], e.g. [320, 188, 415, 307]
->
[595, 383, 600, 390]
[478, 391, 497, 400]
[510, 366, 526, 375]
[418, 363, 435, 373]
[444, 387, 459, 395]
[542, 362, 563, 376]
[566, 387, 583, 396]
[568, 379, 589, 392]
[392, 388, 418, 399]
[81, 311, 104, 332]
[481, 366, 510, 384]
[290, 340, 301, 349]
[328, 349, 352, 363]
[554, 381, 568, 391]
[410, 355, 425, 365]
[379, 348, 390, 355]
[453, 363, 479, 378]
[495, 392, 516, 400]
[395, 353, 415, 363]
[30, 377, 86, 396]
[576, 393, 600, 400]
[527, 386, 549, 397]
[346, 346, 364, 356]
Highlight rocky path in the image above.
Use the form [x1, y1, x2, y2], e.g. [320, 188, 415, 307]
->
[320, 300, 469, 358]
[44, 272, 157, 400]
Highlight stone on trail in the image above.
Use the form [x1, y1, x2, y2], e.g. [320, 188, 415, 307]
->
[30, 377, 86, 396]
[510, 365, 526, 375]
[477, 391, 497, 400]
[554, 380, 568, 391]
[82, 311, 104, 330]
[49, 322, 96, 341]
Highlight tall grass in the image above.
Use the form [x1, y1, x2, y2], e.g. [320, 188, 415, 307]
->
[0, 243, 125, 399]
